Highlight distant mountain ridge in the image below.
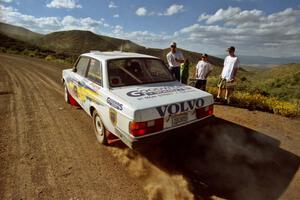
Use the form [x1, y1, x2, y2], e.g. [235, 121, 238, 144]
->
[241, 55, 300, 65]
[218, 54, 300, 65]
[0, 22, 223, 67]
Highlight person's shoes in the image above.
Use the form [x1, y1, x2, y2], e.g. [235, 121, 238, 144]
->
[215, 97, 221, 103]
[224, 98, 230, 105]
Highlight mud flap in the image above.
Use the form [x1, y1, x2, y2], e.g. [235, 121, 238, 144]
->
[69, 94, 79, 106]
[106, 130, 120, 145]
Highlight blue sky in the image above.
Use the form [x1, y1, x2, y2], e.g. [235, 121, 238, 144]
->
[1, 0, 300, 57]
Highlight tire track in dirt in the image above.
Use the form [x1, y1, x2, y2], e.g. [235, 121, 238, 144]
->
[4, 64, 58, 199]
[0, 63, 16, 199]
[1, 54, 196, 200]
[23, 63, 113, 199]
[19, 57, 146, 199]
[2, 63, 34, 199]
[0, 54, 148, 200]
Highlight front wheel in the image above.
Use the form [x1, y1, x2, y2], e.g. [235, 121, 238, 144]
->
[64, 83, 70, 104]
[93, 111, 108, 145]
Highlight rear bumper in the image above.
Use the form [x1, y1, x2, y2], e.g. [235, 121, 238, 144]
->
[116, 115, 213, 149]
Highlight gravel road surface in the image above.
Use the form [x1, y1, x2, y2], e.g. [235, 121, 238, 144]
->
[0, 54, 299, 200]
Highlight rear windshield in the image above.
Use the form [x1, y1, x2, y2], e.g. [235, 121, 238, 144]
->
[107, 58, 175, 87]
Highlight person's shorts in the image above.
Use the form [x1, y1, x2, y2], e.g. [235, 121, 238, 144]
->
[217, 78, 236, 89]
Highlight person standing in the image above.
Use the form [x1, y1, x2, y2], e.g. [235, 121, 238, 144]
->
[166, 42, 184, 81]
[195, 54, 213, 91]
[180, 59, 190, 84]
[216, 46, 240, 103]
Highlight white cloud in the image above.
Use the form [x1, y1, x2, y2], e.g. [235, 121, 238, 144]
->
[180, 7, 300, 56]
[108, 1, 117, 9]
[205, 6, 241, 24]
[159, 4, 184, 16]
[136, 7, 147, 16]
[113, 14, 119, 18]
[46, 0, 82, 9]
[0, 4, 170, 48]
[61, 15, 105, 31]
[0, 5, 107, 33]
[1, 4, 300, 57]
[135, 4, 184, 17]
[113, 25, 123, 34]
[198, 13, 210, 22]
[112, 29, 172, 45]
[0, 0, 14, 3]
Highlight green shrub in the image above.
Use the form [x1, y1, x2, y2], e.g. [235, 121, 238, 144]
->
[207, 86, 300, 117]
[0, 47, 7, 53]
[45, 55, 56, 61]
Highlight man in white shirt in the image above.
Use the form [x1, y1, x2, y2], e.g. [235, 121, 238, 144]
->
[195, 54, 213, 91]
[217, 46, 240, 103]
[166, 42, 184, 81]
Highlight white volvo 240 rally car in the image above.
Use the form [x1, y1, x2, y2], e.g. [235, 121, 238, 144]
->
[62, 51, 214, 148]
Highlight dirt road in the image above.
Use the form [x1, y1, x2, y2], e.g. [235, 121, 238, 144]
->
[0, 54, 300, 200]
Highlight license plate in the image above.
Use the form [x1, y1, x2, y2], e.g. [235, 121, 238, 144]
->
[172, 113, 188, 126]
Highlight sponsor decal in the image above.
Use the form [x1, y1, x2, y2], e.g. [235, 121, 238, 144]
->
[126, 86, 193, 100]
[109, 108, 117, 126]
[107, 97, 123, 110]
[86, 96, 104, 106]
[156, 98, 204, 117]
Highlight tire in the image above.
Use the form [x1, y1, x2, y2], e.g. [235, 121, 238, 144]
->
[64, 83, 70, 104]
[92, 111, 108, 145]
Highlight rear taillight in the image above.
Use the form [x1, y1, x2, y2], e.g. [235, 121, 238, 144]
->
[129, 118, 164, 136]
[196, 105, 214, 119]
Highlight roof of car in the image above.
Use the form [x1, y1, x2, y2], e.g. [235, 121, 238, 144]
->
[81, 51, 158, 61]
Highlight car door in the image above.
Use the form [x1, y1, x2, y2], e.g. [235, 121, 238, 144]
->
[80, 58, 104, 111]
[70, 56, 90, 106]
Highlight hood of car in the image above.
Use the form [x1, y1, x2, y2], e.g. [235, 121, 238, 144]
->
[110, 81, 214, 121]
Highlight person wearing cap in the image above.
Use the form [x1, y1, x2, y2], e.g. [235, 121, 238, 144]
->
[195, 54, 213, 91]
[166, 42, 184, 81]
[216, 46, 240, 103]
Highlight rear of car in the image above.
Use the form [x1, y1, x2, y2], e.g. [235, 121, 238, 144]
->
[106, 57, 214, 148]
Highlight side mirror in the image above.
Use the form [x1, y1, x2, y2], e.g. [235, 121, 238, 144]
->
[72, 67, 77, 72]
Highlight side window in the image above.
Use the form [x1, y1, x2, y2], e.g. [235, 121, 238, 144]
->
[75, 57, 90, 76]
[87, 58, 102, 86]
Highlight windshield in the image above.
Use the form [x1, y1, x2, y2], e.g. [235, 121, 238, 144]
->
[108, 58, 175, 87]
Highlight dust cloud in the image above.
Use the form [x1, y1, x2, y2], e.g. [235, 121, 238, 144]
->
[109, 147, 194, 200]
[108, 117, 300, 200]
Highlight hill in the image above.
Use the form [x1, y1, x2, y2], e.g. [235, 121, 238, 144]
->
[37, 30, 223, 66]
[0, 32, 54, 56]
[37, 30, 145, 55]
[237, 64, 300, 101]
[0, 22, 223, 67]
[238, 55, 300, 65]
[0, 32, 76, 63]
[0, 22, 42, 43]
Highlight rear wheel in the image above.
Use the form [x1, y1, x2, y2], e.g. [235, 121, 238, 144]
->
[93, 111, 108, 145]
[64, 83, 70, 104]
